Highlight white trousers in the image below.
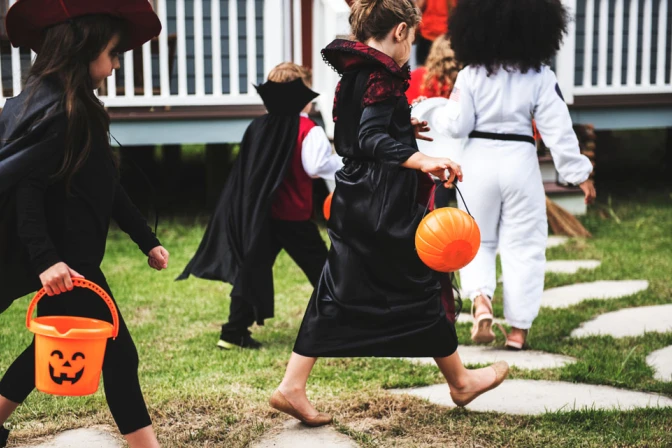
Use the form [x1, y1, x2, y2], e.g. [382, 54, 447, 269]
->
[457, 141, 547, 329]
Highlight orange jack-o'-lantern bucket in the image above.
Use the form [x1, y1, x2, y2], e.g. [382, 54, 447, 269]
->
[26, 279, 119, 397]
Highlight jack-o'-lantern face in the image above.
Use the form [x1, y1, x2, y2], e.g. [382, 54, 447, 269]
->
[49, 350, 85, 385]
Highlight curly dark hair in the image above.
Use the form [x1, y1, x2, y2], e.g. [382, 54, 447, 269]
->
[448, 0, 569, 74]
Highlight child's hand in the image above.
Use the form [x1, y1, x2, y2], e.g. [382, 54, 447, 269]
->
[39, 262, 85, 296]
[411, 118, 433, 142]
[579, 179, 596, 204]
[148, 246, 170, 271]
[420, 156, 463, 187]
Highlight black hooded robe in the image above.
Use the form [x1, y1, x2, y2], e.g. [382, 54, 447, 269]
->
[177, 79, 319, 325]
[292, 40, 458, 358]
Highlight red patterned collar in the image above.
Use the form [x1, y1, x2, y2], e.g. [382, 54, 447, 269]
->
[322, 39, 410, 80]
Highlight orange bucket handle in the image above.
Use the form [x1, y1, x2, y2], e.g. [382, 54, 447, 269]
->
[26, 278, 119, 340]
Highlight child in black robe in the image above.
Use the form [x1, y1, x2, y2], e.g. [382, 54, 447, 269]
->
[268, 0, 509, 426]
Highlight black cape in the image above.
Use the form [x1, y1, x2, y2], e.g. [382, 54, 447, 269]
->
[177, 79, 319, 324]
[0, 79, 66, 313]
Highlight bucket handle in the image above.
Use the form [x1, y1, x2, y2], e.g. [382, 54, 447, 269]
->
[26, 278, 119, 340]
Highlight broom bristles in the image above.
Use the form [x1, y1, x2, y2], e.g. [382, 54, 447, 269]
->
[546, 196, 592, 238]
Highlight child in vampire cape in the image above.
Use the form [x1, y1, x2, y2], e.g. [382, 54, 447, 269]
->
[0, 1, 168, 447]
[267, 0, 510, 427]
[178, 63, 342, 350]
[433, 0, 596, 349]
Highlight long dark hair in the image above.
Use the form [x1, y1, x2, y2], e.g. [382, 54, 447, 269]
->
[448, 0, 569, 75]
[25, 15, 128, 187]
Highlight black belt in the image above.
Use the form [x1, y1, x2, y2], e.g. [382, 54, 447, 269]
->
[469, 131, 536, 145]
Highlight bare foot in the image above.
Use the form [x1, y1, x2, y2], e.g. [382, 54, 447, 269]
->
[277, 385, 319, 419]
[450, 366, 496, 395]
[449, 361, 509, 407]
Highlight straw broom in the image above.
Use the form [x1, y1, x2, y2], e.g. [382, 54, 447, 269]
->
[546, 196, 592, 237]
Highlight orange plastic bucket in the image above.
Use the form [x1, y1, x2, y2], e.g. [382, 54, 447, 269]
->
[26, 279, 119, 397]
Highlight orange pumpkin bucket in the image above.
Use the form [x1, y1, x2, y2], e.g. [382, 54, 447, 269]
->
[323, 192, 333, 221]
[415, 181, 481, 272]
[416, 207, 481, 272]
[26, 279, 119, 397]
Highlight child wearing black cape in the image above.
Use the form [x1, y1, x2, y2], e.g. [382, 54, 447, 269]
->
[0, 1, 169, 446]
[178, 63, 342, 350]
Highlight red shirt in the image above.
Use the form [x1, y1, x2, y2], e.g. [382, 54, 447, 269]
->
[271, 116, 317, 221]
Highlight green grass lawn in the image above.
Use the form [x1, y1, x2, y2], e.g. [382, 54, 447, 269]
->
[1, 193, 671, 447]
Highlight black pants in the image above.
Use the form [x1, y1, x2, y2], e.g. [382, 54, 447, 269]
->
[221, 220, 328, 339]
[0, 267, 151, 435]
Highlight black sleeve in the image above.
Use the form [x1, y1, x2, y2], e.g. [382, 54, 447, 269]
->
[15, 157, 62, 275]
[358, 98, 418, 166]
[112, 184, 161, 255]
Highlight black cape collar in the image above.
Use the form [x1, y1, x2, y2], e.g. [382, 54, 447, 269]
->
[255, 78, 319, 116]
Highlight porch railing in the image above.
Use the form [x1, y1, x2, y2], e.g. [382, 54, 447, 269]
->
[2, 0, 670, 112]
[557, 0, 671, 103]
[0, 0, 304, 108]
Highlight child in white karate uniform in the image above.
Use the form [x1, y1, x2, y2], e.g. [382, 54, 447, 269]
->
[432, 0, 596, 349]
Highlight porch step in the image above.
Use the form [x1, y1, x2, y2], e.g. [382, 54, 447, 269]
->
[544, 181, 586, 215]
[539, 155, 557, 183]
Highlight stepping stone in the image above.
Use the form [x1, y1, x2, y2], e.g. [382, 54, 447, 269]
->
[497, 260, 601, 283]
[571, 304, 672, 338]
[496, 235, 568, 256]
[407, 345, 575, 370]
[545, 260, 601, 274]
[392, 380, 672, 415]
[546, 236, 569, 248]
[647, 346, 672, 382]
[251, 420, 357, 448]
[17, 427, 121, 448]
[541, 280, 649, 309]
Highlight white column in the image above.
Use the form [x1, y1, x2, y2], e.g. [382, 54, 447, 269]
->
[626, 0, 639, 86]
[211, 0, 223, 96]
[246, 0, 258, 90]
[283, 0, 292, 62]
[612, 0, 624, 86]
[641, 0, 652, 86]
[142, 42, 153, 97]
[229, 0, 240, 95]
[556, 0, 577, 104]
[655, 0, 667, 86]
[263, 0, 285, 78]
[194, 0, 205, 96]
[582, 0, 595, 87]
[176, 0, 188, 96]
[596, 0, 609, 87]
[124, 51, 135, 97]
[158, 0, 170, 97]
[107, 71, 117, 98]
[292, 0, 303, 65]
